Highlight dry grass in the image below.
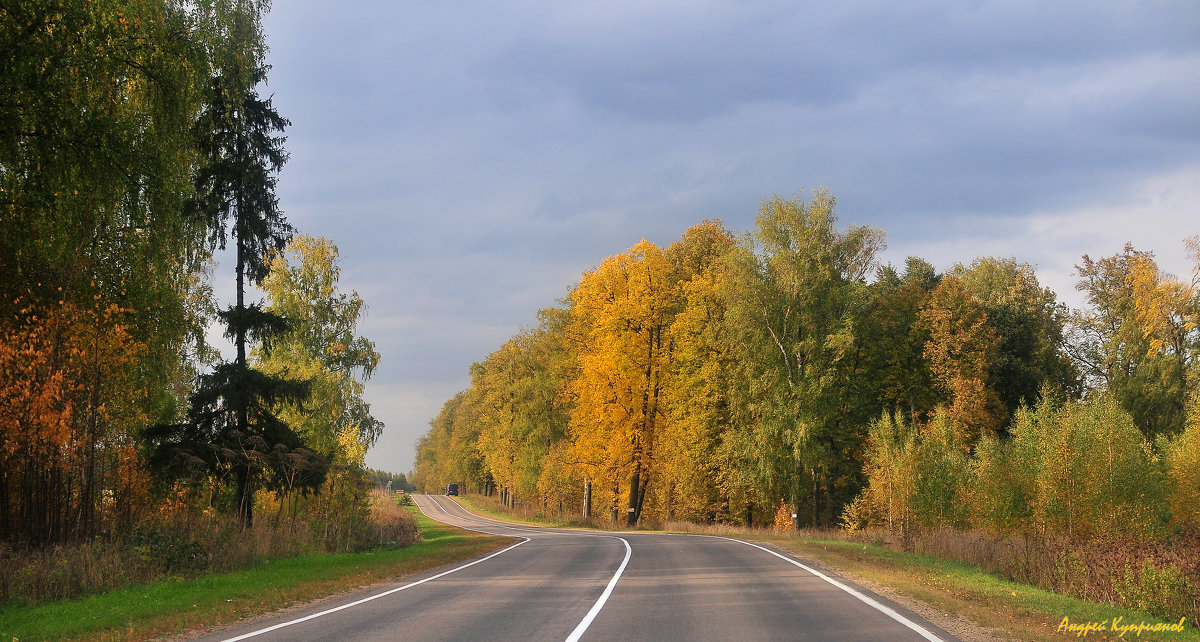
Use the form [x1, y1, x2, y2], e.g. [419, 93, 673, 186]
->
[0, 489, 422, 606]
[0, 506, 506, 641]
[804, 526, 1200, 629]
[368, 489, 422, 547]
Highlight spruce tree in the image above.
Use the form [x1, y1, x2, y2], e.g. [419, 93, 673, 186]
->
[147, 0, 322, 529]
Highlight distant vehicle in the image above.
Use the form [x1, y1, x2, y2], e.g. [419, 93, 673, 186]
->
[446, 483, 459, 496]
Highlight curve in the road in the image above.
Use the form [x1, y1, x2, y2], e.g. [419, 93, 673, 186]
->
[416, 494, 633, 642]
[196, 495, 959, 642]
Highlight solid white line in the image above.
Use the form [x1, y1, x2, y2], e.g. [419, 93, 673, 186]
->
[564, 535, 631, 642]
[220, 519, 528, 641]
[712, 537, 943, 642]
[424, 495, 632, 642]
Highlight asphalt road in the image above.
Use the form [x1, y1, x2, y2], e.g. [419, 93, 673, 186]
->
[191, 495, 960, 641]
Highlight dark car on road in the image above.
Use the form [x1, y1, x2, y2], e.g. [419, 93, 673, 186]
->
[445, 483, 459, 496]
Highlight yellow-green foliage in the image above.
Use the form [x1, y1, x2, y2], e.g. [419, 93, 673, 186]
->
[857, 412, 918, 533]
[852, 409, 972, 534]
[1164, 396, 1200, 532]
[970, 432, 1035, 534]
[910, 412, 972, 529]
[853, 394, 1167, 541]
[1020, 395, 1164, 540]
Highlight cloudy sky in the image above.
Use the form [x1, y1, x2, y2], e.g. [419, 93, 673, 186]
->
[243, 1, 1200, 474]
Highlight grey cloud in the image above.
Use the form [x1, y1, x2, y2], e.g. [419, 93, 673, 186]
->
[474, 1, 1200, 123]
[257, 1, 1199, 473]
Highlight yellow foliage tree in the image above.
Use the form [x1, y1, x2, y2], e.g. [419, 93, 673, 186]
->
[567, 240, 674, 525]
[921, 276, 1004, 448]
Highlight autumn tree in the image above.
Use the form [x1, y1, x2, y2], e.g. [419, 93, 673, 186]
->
[1164, 394, 1200, 532]
[1072, 244, 1192, 437]
[722, 190, 884, 527]
[567, 240, 674, 526]
[257, 236, 381, 458]
[414, 392, 487, 494]
[657, 221, 737, 522]
[920, 276, 1003, 447]
[0, 303, 146, 543]
[472, 319, 570, 508]
[856, 257, 941, 425]
[253, 235, 382, 537]
[951, 257, 1079, 424]
[1, 0, 213, 544]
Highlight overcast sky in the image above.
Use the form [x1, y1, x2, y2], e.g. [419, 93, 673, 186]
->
[239, 1, 1200, 475]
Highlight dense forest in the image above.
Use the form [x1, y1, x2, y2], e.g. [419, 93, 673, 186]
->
[415, 191, 1200, 539]
[0, 0, 403, 602]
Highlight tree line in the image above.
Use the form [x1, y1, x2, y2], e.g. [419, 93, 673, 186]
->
[1, 0, 384, 553]
[415, 190, 1200, 539]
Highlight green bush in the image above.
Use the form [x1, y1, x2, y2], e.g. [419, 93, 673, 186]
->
[1115, 561, 1196, 620]
[127, 527, 209, 576]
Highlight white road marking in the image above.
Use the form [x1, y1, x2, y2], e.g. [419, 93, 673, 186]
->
[219, 496, 528, 642]
[564, 535, 631, 642]
[713, 537, 944, 642]
[427, 495, 633, 642]
[423, 495, 546, 536]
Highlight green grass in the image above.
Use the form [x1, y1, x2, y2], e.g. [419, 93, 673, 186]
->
[0, 507, 511, 641]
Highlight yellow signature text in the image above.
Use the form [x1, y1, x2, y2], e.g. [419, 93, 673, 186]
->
[1057, 616, 1187, 638]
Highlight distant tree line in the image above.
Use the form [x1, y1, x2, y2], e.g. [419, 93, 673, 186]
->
[368, 469, 414, 492]
[1, 0, 384, 553]
[415, 191, 1200, 540]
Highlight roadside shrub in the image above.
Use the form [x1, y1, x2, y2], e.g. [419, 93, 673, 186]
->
[1115, 561, 1196, 621]
[370, 490, 421, 548]
[1164, 395, 1200, 533]
[127, 526, 209, 577]
[772, 500, 794, 533]
[830, 526, 1200, 628]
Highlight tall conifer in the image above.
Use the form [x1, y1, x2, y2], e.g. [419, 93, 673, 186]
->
[146, 0, 320, 529]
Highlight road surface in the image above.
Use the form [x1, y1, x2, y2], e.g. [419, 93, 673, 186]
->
[191, 495, 960, 641]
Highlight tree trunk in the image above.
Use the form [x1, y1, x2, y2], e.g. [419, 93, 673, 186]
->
[583, 479, 592, 518]
[627, 466, 640, 527]
[811, 467, 819, 528]
[237, 466, 254, 530]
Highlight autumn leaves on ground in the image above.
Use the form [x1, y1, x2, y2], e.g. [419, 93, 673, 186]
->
[416, 196, 1200, 629]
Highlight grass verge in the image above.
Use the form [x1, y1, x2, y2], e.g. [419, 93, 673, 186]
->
[754, 534, 1196, 642]
[459, 495, 1195, 641]
[0, 507, 510, 641]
